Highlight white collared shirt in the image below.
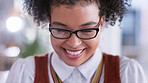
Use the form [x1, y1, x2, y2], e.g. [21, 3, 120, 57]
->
[6, 48, 147, 83]
[52, 48, 102, 83]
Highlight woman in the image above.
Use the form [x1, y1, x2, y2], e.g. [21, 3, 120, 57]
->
[6, 0, 147, 83]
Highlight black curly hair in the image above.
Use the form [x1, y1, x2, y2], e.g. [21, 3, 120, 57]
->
[23, 0, 131, 26]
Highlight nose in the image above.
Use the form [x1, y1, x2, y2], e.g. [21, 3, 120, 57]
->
[66, 34, 82, 48]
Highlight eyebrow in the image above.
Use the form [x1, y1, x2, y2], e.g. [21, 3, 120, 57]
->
[51, 21, 97, 27]
[80, 21, 97, 26]
[51, 22, 67, 26]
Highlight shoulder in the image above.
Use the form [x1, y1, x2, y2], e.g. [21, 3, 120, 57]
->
[6, 53, 50, 82]
[103, 53, 143, 71]
[103, 53, 147, 82]
[119, 56, 147, 82]
[9, 55, 35, 71]
[119, 56, 141, 71]
[16, 55, 35, 69]
[16, 53, 49, 66]
[18, 53, 49, 70]
[6, 55, 35, 82]
[9, 55, 36, 75]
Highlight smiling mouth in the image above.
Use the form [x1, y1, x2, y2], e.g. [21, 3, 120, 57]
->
[62, 48, 85, 59]
[66, 49, 83, 56]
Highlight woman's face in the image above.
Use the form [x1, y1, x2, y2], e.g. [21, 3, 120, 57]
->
[50, 3, 105, 66]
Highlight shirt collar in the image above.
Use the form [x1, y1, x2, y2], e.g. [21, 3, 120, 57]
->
[52, 52, 75, 81]
[78, 48, 102, 79]
[51, 48, 102, 81]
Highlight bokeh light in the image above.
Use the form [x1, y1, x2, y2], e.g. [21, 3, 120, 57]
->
[6, 16, 23, 32]
[5, 46, 20, 57]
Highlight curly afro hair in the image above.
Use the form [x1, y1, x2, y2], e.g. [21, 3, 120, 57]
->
[23, 0, 131, 26]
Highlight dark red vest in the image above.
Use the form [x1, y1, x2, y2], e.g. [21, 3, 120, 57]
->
[34, 53, 121, 83]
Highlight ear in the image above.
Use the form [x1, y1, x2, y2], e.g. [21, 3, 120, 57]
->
[99, 15, 106, 31]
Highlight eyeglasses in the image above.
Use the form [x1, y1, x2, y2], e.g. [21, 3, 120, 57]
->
[49, 28, 99, 40]
[49, 19, 101, 40]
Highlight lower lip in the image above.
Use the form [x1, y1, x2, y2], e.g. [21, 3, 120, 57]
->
[63, 49, 84, 59]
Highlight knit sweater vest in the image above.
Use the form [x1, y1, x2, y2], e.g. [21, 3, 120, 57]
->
[34, 53, 121, 83]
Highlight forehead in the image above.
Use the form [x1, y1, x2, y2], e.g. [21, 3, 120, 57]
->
[50, 3, 99, 23]
[51, 2, 99, 12]
[51, 0, 98, 8]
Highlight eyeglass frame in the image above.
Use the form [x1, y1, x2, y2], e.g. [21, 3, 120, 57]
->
[49, 17, 102, 40]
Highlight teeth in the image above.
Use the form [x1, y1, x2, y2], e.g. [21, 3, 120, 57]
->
[66, 50, 82, 56]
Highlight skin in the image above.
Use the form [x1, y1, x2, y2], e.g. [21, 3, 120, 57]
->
[50, 2, 105, 66]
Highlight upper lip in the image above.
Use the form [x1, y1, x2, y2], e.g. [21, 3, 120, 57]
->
[62, 47, 85, 51]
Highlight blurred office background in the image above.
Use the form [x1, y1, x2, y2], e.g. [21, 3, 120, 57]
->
[0, 0, 148, 82]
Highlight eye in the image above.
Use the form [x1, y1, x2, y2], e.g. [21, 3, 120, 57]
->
[79, 28, 96, 34]
[55, 29, 65, 32]
[52, 28, 70, 35]
[52, 28, 65, 32]
[80, 30, 94, 33]
[78, 30, 95, 36]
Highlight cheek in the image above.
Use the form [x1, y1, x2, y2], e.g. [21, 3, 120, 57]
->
[87, 39, 99, 49]
[88, 35, 101, 47]
[50, 36, 64, 50]
[84, 35, 101, 54]
[51, 37, 59, 49]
